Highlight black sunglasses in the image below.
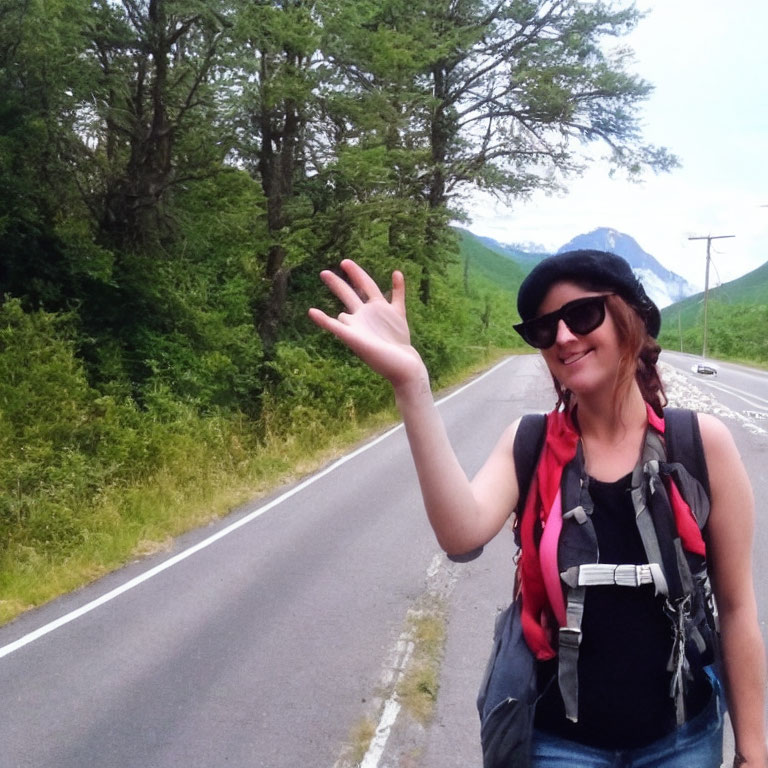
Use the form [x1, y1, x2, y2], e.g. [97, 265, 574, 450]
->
[513, 295, 612, 349]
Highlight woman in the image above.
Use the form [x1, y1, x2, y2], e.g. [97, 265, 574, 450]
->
[308, 251, 767, 767]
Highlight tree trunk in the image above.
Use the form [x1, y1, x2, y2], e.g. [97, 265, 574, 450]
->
[256, 48, 303, 351]
[420, 64, 452, 306]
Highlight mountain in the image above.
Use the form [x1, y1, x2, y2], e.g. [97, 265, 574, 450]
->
[658, 259, 768, 361]
[461, 226, 697, 310]
[470, 234, 551, 268]
[556, 228, 697, 309]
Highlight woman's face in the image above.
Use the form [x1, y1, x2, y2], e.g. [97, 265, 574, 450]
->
[536, 280, 621, 399]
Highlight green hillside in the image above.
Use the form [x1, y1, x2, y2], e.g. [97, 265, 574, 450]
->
[457, 228, 550, 272]
[455, 228, 529, 292]
[661, 259, 768, 328]
[659, 258, 768, 363]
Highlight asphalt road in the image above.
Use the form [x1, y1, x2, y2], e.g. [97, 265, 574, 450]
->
[662, 350, 768, 424]
[1, 352, 766, 768]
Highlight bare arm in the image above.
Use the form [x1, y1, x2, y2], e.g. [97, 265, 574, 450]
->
[699, 413, 767, 767]
[309, 260, 520, 554]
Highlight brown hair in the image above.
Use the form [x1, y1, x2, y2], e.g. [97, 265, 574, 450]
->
[552, 293, 667, 416]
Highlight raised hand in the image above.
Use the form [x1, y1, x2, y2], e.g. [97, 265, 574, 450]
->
[308, 260, 426, 388]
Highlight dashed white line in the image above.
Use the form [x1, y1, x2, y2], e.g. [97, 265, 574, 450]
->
[693, 377, 768, 411]
[359, 642, 414, 768]
[661, 363, 768, 436]
[356, 553, 455, 768]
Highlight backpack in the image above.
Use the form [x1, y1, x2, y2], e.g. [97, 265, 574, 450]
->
[512, 407, 710, 545]
[475, 407, 719, 768]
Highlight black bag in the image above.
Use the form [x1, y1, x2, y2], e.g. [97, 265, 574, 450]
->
[476, 598, 538, 768]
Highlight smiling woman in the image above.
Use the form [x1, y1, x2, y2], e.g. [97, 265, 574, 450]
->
[515, 251, 666, 422]
[309, 251, 767, 768]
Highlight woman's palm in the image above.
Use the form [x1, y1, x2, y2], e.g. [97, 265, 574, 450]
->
[308, 260, 424, 386]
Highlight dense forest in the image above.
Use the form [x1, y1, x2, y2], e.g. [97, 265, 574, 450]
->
[659, 301, 768, 363]
[0, 0, 674, 620]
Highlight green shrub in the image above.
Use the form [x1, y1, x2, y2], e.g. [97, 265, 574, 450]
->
[262, 343, 392, 444]
[0, 299, 257, 558]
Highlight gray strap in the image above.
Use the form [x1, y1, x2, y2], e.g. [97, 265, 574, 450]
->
[632, 460, 666, 578]
[666, 595, 692, 726]
[558, 587, 585, 722]
[563, 504, 588, 524]
[557, 426, 677, 725]
[643, 429, 666, 464]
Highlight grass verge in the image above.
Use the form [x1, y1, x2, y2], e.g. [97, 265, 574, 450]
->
[397, 608, 447, 724]
[0, 348, 513, 628]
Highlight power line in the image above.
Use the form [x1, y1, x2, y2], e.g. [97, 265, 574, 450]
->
[688, 234, 735, 358]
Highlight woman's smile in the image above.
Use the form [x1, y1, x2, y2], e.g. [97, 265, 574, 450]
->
[536, 281, 623, 400]
[560, 349, 593, 366]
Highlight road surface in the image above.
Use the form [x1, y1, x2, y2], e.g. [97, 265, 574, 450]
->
[1, 352, 766, 767]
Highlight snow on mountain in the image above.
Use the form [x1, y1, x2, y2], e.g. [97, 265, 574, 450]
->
[556, 228, 697, 309]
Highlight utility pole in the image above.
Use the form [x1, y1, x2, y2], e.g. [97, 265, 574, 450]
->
[688, 234, 735, 358]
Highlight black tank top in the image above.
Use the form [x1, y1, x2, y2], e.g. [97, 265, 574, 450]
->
[533, 472, 710, 749]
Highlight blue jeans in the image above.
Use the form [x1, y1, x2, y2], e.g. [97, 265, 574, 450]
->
[530, 672, 724, 768]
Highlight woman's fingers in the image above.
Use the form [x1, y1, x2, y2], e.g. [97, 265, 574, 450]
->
[312, 261, 408, 346]
[308, 307, 377, 364]
[307, 307, 354, 342]
[319, 269, 365, 311]
[319, 261, 403, 316]
[391, 270, 406, 315]
[307, 306, 332, 331]
[310, 267, 419, 385]
[340, 259, 385, 302]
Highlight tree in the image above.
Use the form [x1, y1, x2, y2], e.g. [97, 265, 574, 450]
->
[322, 0, 677, 302]
[420, 1, 676, 202]
[0, 0, 103, 308]
[231, 0, 322, 351]
[84, 0, 231, 249]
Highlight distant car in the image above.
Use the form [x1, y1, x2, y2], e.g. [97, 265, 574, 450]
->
[691, 362, 719, 376]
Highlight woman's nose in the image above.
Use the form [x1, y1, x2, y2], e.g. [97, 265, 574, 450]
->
[554, 318, 577, 344]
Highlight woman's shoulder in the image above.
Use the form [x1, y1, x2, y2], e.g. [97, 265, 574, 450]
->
[694, 410, 730, 436]
[694, 411, 738, 456]
[661, 408, 733, 451]
[689, 412, 747, 496]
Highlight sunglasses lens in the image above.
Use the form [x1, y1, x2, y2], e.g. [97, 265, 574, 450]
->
[524, 318, 557, 349]
[514, 296, 608, 349]
[563, 298, 605, 335]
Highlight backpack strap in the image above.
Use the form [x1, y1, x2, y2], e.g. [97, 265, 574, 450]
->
[511, 413, 547, 551]
[663, 408, 710, 500]
[513, 413, 547, 514]
[555, 412, 714, 726]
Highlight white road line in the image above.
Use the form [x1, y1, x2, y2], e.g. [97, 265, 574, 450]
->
[692, 377, 768, 410]
[0, 358, 513, 661]
[661, 363, 768, 436]
[358, 553, 455, 768]
[360, 699, 403, 768]
[359, 640, 415, 768]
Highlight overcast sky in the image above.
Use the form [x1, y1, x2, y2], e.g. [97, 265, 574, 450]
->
[465, 1, 768, 288]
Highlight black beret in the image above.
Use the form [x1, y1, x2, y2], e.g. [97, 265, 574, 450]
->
[516, 249, 661, 338]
